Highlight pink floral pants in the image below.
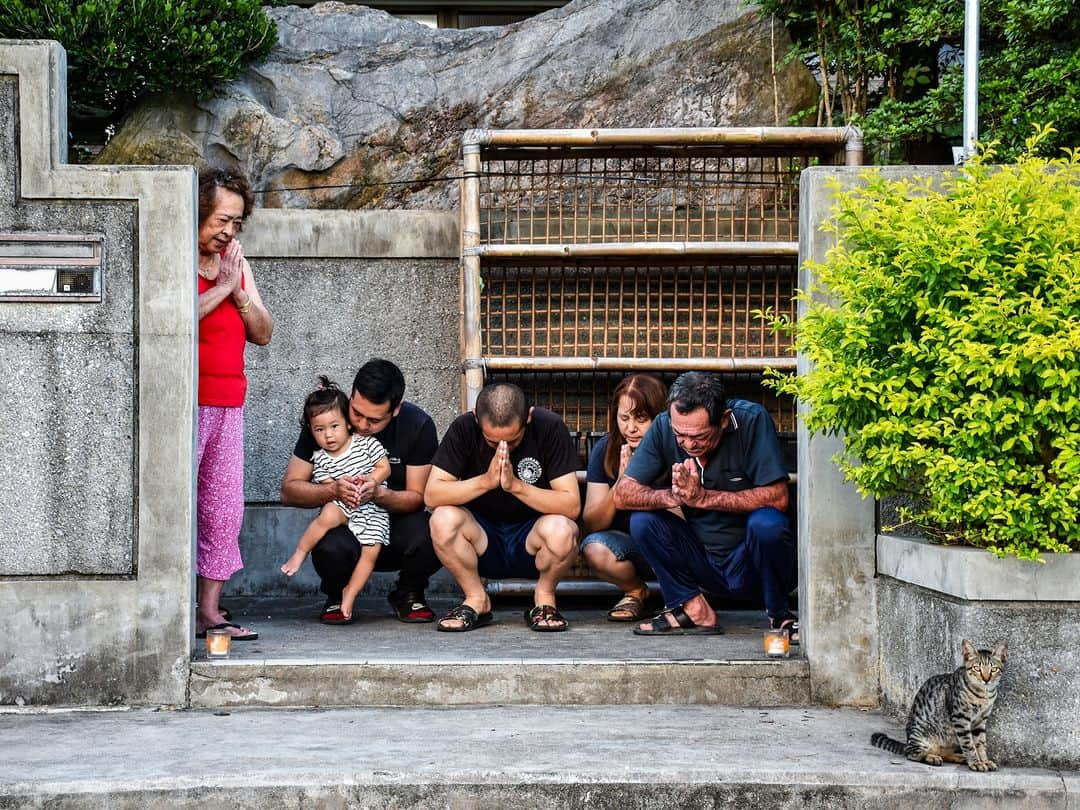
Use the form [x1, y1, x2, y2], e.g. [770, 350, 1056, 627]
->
[196, 405, 245, 580]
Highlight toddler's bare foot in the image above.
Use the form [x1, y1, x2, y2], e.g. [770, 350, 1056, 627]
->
[280, 550, 308, 576]
[341, 586, 360, 620]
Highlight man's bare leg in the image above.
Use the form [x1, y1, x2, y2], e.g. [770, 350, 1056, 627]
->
[429, 505, 491, 629]
[527, 514, 579, 629]
[637, 592, 718, 631]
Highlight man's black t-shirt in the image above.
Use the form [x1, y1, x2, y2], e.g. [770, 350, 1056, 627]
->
[292, 400, 438, 492]
[430, 407, 578, 524]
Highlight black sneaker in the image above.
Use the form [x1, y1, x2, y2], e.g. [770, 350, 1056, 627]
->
[320, 598, 352, 625]
[387, 590, 435, 623]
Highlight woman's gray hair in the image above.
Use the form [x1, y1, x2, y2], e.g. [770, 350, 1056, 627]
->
[197, 166, 254, 224]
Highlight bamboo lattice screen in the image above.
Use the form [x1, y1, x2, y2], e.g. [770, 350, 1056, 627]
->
[478, 154, 808, 244]
[484, 369, 799, 442]
[460, 128, 862, 450]
[480, 260, 795, 361]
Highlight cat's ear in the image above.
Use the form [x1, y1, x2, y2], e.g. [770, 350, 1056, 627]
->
[961, 639, 977, 660]
[993, 641, 1008, 662]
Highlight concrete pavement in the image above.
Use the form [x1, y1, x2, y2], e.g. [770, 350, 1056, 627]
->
[189, 598, 809, 708]
[1, 704, 1075, 808]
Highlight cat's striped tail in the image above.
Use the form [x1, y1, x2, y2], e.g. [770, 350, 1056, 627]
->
[871, 733, 906, 754]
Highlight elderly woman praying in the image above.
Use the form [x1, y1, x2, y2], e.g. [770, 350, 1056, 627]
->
[194, 167, 273, 641]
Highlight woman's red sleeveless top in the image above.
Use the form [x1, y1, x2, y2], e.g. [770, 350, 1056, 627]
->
[198, 274, 247, 406]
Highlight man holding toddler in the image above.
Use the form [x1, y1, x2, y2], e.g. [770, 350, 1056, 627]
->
[280, 358, 442, 624]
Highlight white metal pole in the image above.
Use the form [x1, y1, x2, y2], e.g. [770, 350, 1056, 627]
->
[961, 0, 980, 163]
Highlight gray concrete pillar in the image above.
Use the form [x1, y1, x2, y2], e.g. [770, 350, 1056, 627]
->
[0, 40, 196, 707]
[797, 166, 878, 706]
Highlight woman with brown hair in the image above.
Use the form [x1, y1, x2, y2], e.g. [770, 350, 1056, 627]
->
[194, 167, 273, 641]
[580, 373, 667, 621]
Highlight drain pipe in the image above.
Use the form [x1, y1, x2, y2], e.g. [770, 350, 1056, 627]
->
[959, 0, 980, 164]
[485, 579, 646, 597]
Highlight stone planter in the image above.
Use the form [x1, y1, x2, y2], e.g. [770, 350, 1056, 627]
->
[876, 534, 1080, 768]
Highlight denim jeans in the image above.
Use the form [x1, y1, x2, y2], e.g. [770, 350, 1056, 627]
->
[628, 508, 796, 619]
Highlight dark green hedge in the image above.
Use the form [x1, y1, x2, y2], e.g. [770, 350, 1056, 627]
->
[0, 0, 276, 122]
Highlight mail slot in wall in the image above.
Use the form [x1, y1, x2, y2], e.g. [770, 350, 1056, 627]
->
[0, 233, 103, 302]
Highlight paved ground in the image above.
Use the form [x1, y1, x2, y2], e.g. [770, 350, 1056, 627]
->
[206, 595, 788, 663]
[0, 704, 1073, 808]
[8, 596, 1072, 806]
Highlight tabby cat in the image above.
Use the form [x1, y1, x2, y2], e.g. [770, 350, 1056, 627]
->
[871, 639, 1008, 772]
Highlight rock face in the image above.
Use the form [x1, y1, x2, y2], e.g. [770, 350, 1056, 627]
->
[99, 0, 818, 209]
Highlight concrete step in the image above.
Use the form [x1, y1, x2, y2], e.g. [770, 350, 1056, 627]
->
[1, 705, 1073, 808]
[190, 598, 809, 708]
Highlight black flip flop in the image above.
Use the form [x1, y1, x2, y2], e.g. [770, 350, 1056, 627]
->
[525, 604, 568, 632]
[633, 606, 723, 636]
[772, 614, 800, 645]
[436, 603, 494, 632]
[196, 622, 259, 641]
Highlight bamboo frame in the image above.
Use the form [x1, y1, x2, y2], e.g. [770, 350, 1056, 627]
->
[469, 241, 799, 259]
[459, 126, 859, 425]
[465, 356, 795, 372]
[461, 141, 484, 410]
[472, 126, 860, 152]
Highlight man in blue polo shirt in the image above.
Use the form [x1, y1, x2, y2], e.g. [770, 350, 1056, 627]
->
[612, 371, 797, 640]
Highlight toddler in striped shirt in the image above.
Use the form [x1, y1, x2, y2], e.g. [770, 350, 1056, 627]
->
[281, 377, 390, 620]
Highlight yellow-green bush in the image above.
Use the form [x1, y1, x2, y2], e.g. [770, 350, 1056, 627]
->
[770, 128, 1080, 559]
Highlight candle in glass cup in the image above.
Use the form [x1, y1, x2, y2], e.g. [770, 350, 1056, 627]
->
[763, 627, 790, 657]
[206, 628, 231, 658]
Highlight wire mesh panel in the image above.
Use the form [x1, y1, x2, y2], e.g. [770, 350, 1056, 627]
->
[478, 152, 816, 245]
[460, 129, 862, 481]
[480, 259, 796, 360]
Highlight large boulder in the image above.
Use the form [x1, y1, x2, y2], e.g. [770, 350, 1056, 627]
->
[99, 0, 818, 209]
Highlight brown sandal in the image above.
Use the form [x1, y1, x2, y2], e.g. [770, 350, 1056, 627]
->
[606, 594, 646, 622]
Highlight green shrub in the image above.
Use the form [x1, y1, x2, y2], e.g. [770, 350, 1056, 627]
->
[0, 0, 276, 122]
[757, 0, 1080, 162]
[768, 127, 1080, 560]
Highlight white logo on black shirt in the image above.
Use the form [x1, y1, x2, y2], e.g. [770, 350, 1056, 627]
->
[517, 457, 543, 484]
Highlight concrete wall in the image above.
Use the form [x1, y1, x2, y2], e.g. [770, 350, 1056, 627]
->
[228, 209, 461, 597]
[877, 535, 1080, 769]
[797, 166, 879, 707]
[0, 41, 196, 706]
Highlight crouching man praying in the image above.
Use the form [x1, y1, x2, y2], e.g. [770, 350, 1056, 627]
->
[613, 371, 798, 641]
[424, 383, 580, 632]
